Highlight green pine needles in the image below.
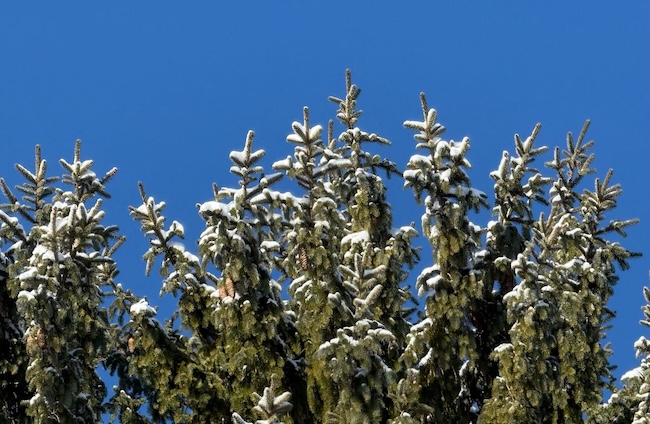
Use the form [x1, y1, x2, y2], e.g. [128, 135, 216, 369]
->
[0, 71, 644, 423]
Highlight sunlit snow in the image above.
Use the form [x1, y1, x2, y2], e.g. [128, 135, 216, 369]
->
[130, 299, 156, 316]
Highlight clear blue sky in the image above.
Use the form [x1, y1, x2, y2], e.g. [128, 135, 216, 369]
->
[1, 3, 648, 387]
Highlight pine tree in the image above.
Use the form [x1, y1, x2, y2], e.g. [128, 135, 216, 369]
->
[315, 71, 418, 423]
[0, 142, 124, 423]
[232, 374, 293, 424]
[125, 131, 298, 422]
[272, 71, 421, 422]
[0, 187, 32, 422]
[481, 122, 639, 423]
[0, 71, 643, 424]
[448, 123, 553, 422]
[327, 71, 419, 347]
[589, 287, 650, 424]
[396, 93, 488, 423]
[272, 105, 356, 422]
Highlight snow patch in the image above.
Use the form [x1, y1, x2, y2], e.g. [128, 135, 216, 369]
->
[621, 366, 644, 383]
[18, 290, 37, 303]
[494, 343, 513, 353]
[634, 336, 649, 357]
[130, 299, 156, 316]
[341, 230, 369, 246]
[198, 201, 233, 216]
[418, 348, 433, 367]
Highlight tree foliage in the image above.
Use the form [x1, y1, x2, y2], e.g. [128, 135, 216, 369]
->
[0, 71, 644, 423]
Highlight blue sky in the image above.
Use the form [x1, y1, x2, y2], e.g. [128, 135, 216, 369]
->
[1, 3, 648, 388]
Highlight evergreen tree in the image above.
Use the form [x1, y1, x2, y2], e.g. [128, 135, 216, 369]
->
[327, 71, 418, 347]
[589, 287, 650, 424]
[0, 142, 124, 423]
[232, 374, 293, 424]
[396, 93, 488, 423]
[0, 185, 32, 422]
[272, 105, 356, 422]
[125, 131, 297, 422]
[316, 71, 418, 422]
[0, 71, 642, 424]
[454, 124, 551, 421]
[481, 122, 639, 423]
[272, 71, 420, 422]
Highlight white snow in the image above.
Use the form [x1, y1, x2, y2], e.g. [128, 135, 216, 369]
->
[449, 138, 468, 158]
[315, 158, 353, 175]
[260, 241, 280, 251]
[308, 125, 323, 140]
[134, 201, 150, 216]
[392, 226, 418, 237]
[561, 258, 584, 269]
[54, 216, 69, 231]
[494, 343, 513, 353]
[621, 366, 644, 383]
[434, 140, 449, 160]
[272, 156, 293, 170]
[130, 299, 156, 316]
[313, 197, 337, 210]
[402, 169, 420, 181]
[182, 250, 200, 265]
[424, 274, 443, 292]
[418, 348, 433, 367]
[502, 288, 520, 303]
[410, 318, 432, 333]
[229, 149, 248, 166]
[29, 393, 41, 407]
[249, 189, 306, 207]
[408, 154, 432, 167]
[487, 220, 500, 230]
[18, 267, 38, 282]
[490, 151, 510, 180]
[168, 220, 185, 237]
[403, 120, 427, 132]
[368, 328, 394, 340]
[287, 122, 323, 143]
[198, 201, 233, 216]
[341, 230, 369, 246]
[565, 228, 582, 237]
[17, 290, 36, 303]
[635, 336, 649, 357]
[32, 244, 56, 262]
[79, 159, 93, 170]
[167, 241, 187, 255]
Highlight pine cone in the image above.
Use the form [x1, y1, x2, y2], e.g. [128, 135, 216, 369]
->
[298, 247, 309, 271]
[219, 276, 236, 299]
[26, 328, 46, 354]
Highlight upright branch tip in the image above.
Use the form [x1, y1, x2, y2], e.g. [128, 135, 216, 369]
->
[303, 106, 310, 129]
[419, 93, 428, 117]
[345, 69, 352, 92]
[137, 181, 146, 201]
[577, 119, 591, 146]
[212, 182, 219, 200]
[328, 120, 334, 147]
[35, 144, 42, 169]
[74, 139, 82, 163]
[245, 130, 255, 162]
